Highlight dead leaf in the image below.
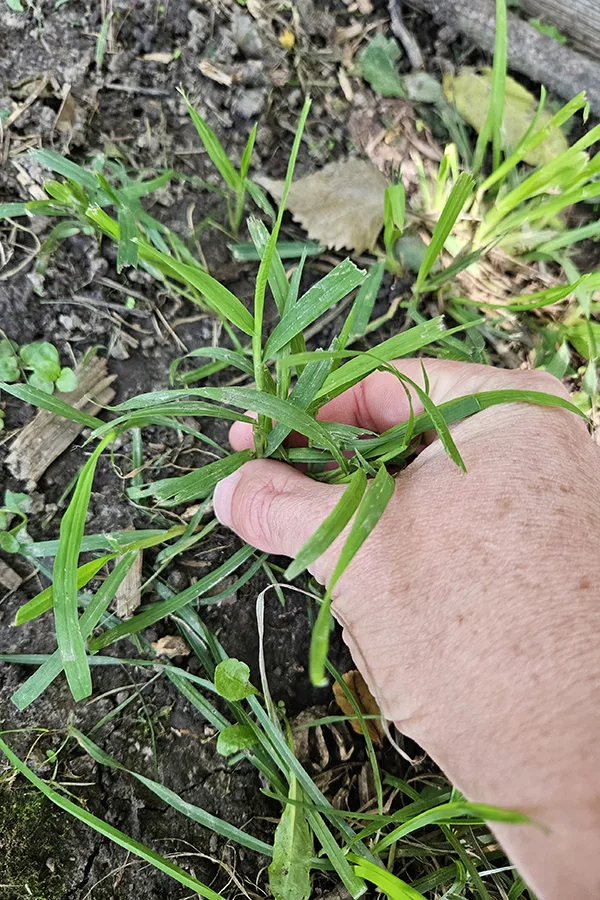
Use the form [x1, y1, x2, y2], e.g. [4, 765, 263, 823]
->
[257, 159, 389, 254]
[348, 90, 442, 197]
[151, 635, 191, 658]
[54, 85, 77, 135]
[333, 669, 384, 745]
[443, 68, 569, 166]
[114, 538, 142, 619]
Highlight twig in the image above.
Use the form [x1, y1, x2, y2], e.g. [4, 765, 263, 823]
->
[389, 0, 424, 69]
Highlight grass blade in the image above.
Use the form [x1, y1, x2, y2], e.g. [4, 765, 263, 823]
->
[268, 356, 332, 454]
[285, 470, 368, 580]
[473, 0, 507, 173]
[116, 205, 139, 272]
[0, 382, 104, 428]
[0, 738, 223, 900]
[310, 465, 395, 685]
[314, 318, 445, 402]
[374, 801, 531, 852]
[265, 259, 366, 358]
[352, 262, 385, 338]
[72, 729, 273, 856]
[128, 450, 252, 506]
[189, 386, 346, 464]
[54, 432, 115, 701]
[181, 91, 242, 193]
[12, 552, 139, 710]
[88, 544, 257, 651]
[478, 92, 587, 194]
[0, 202, 29, 217]
[416, 173, 475, 292]
[351, 858, 426, 900]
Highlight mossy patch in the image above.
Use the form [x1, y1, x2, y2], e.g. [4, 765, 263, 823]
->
[0, 787, 67, 900]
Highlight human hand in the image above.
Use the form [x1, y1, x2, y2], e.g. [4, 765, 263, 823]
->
[213, 358, 600, 900]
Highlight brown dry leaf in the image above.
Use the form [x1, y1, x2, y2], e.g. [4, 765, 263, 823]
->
[151, 636, 191, 658]
[333, 669, 384, 745]
[54, 85, 77, 135]
[348, 89, 442, 198]
[257, 158, 389, 254]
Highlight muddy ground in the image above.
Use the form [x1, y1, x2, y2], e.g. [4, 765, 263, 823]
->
[0, 0, 581, 897]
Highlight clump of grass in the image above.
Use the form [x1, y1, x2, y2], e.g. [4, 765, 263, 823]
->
[0, 2, 596, 894]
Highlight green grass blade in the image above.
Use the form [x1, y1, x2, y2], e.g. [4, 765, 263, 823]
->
[72, 729, 273, 856]
[360, 388, 586, 459]
[310, 465, 395, 685]
[478, 92, 587, 194]
[16, 556, 112, 625]
[128, 450, 252, 506]
[120, 171, 174, 200]
[0, 382, 104, 428]
[285, 470, 367, 580]
[535, 220, 600, 255]
[174, 346, 254, 382]
[473, 0, 507, 172]
[31, 148, 99, 191]
[12, 552, 139, 710]
[314, 318, 445, 402]
[416, 173, 475, 292]
[454, 278, 587, 311]
[240, 123, 258, 181]
[0, 738, 223, 900]
[0, 202, 29, 217]
[247, 216, 289, 314]
[116, 205, 139, 272]
[268, 356, 332, 454]
[16, 528, 184, 624]
[265, 259, 366, 358]
[181, 91, 242, 193]
[132, 242, 255, 335]
[374, 801, 531, 852]
[54, 433, 115, 701]
[189, 386, 346, 464]
[253, 98, 311, 392]
[88, 544, 257, 651]
[351, 858, 426, 900]
[352, 262, 385, 338]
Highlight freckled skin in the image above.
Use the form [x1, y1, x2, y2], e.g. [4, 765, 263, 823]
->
[216, 358, 600, 900]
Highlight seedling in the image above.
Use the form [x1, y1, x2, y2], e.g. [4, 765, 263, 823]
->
[0, 338, 77, 399]
[0, 489, 31, 553]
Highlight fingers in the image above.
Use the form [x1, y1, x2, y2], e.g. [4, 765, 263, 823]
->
[228, 358, 573, 450]
[213, 459, 345, 562]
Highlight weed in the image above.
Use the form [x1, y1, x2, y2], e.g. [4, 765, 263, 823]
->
[0, 1, 597, 895]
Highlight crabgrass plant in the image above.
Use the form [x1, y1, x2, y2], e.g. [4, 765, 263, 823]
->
[0, 8, 597, 893]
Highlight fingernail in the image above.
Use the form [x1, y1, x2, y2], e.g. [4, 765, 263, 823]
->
[213, 469, 243, 528]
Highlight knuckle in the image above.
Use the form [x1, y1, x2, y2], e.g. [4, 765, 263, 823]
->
[232, 467, 295, 549]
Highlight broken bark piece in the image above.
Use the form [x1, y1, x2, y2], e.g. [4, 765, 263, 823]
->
[5, 356, 116, 489]
[405, 0, 600, 115]
[0, 559, 22, 595]
[114, 543, 143, 619]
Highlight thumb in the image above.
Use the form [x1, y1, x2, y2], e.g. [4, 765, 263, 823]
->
[213, 459, 345, 561]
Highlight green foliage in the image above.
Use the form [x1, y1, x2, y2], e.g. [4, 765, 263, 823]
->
[269, 774, 313, 900]
[0, 488, 31, 553]
[216, 724, 259, 756]
[214, 658, 259, 701]
[357, 34, 405, 98]
[0, 338, 78, 398]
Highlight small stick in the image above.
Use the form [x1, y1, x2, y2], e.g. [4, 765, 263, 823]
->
[388, 0, 424, 70]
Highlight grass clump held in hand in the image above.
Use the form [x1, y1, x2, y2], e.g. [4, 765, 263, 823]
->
[0, 7, 595, 894]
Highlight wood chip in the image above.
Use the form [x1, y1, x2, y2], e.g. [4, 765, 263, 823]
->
[5, 356, 116, 488]
[114, 544, 143, 619]
[198, 59, 234, 87]
[0, 559, 22, 594]
[141, 52, 174, 64]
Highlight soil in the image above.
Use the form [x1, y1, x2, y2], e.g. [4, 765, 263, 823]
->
[0, 0, 584, 897]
